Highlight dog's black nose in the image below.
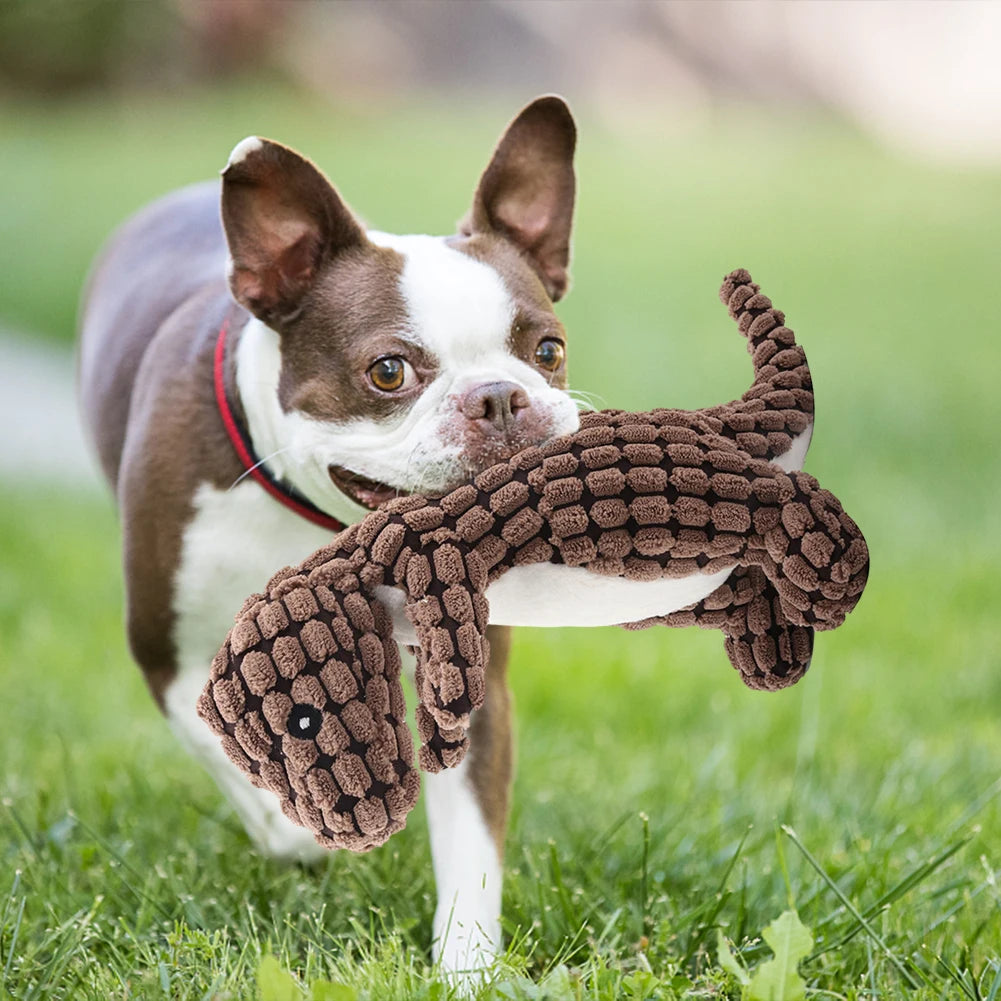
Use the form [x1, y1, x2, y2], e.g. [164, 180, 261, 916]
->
[460, 381, 530, 432]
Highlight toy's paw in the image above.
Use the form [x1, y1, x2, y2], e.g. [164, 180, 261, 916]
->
[725, 625, 813, 690]
[417, 654, 486, 731]
[405, 542, 490, 732]
[719, 567, 814, 690]
[198, 576, 420, 852]
[411, 641, 478, 773]
[640, 566, 814, 691]
[416, 703, 469, 772]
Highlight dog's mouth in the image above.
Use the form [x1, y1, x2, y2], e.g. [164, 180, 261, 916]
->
[328, 440, 537, 511]
[327, 464, 403, 510]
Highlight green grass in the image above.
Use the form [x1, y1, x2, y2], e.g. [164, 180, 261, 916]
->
[3, 82, 1001, 999]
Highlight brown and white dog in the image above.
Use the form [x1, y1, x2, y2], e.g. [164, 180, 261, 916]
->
[78, 96, 578, 977]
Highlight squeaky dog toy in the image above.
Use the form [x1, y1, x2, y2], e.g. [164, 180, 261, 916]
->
[198, 270, 869, 851]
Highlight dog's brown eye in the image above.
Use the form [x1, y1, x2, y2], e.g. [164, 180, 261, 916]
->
[535, 339, 565, 372]
[369, 356, 406, 392]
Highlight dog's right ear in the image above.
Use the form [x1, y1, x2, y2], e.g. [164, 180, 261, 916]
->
[221, 137, 366, 326]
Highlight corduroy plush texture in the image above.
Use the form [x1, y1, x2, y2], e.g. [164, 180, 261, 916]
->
[198, 269, 869, 851]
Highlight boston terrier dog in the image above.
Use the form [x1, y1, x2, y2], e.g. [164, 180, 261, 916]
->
[78, 96, 577, 977]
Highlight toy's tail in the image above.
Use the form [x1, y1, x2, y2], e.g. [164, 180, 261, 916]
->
[713, 269, 814, 465]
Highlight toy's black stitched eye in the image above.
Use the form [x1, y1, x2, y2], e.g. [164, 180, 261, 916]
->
[287, 703, 322, 739]
[535, 338, 565, 372]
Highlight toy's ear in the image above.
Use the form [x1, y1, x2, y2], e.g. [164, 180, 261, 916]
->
[459, 95, 577, 302]
[221, 136, 368, 326]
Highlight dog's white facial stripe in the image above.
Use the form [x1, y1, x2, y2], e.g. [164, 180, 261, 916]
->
[366, 234, 575, 419]
[368, 232, 514, 364]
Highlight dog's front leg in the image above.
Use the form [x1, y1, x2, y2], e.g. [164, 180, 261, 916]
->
[424, 625, 513, 981]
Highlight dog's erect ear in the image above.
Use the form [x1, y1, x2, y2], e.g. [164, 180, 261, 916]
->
[221, 137, 367, 325]
[460, 96, 577, 302]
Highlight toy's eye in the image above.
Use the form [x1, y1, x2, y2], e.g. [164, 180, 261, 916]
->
[287, 703, 322, 739]
[368, 356, 410, 392]
[534, 339, 565, 372]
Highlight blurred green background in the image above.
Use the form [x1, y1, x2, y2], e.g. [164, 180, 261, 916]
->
[2, 2, 1000, 998]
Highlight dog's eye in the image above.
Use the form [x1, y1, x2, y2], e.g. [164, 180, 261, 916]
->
[287, 703, 323, 740]
[534, 339, 565, 372]
[369, 356, 408, 392]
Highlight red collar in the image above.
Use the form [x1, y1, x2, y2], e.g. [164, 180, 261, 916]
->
[213, 319, 346, 534]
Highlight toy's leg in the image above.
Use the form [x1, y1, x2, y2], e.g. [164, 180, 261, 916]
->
[700, 567, 814, 690]
[625, 567, 813, 691]
[425, 625, 512, 981]
[407, 541, 489, 758]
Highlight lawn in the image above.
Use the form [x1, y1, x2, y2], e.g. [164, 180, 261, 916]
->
[2, 81, 1001, 999]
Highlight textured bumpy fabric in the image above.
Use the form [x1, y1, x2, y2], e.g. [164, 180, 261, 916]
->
[198, 269, 869, 851]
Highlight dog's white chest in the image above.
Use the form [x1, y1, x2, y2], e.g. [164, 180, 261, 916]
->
[171, 481, 332, 677]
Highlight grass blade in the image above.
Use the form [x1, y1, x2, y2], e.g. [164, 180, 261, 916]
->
[782, 825, 921, 989]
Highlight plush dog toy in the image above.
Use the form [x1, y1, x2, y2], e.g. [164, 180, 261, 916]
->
[197, 270, 868, 851]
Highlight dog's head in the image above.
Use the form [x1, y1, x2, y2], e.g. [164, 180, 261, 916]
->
[221, 96, 579, 513]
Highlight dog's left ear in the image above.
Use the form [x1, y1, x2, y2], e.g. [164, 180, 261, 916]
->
[460, 95, 577, 302]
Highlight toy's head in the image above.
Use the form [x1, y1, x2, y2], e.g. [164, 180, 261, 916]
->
[197, 568, 419, 851]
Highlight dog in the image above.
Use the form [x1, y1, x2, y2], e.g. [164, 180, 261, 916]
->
[77, 95, 578, 978]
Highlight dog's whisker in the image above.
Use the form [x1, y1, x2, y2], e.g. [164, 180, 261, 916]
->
[567, 389, 606, 411]
[228, 446, 296, 490]
[402, 443, 425, 496]
[567, 388, 603, 403]
[402, 448, 445, 501]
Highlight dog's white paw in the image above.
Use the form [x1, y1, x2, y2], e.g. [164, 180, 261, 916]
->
[433, 905, 500, 993]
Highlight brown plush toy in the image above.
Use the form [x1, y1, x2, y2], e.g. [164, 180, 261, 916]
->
[197, 270, 869, 851]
